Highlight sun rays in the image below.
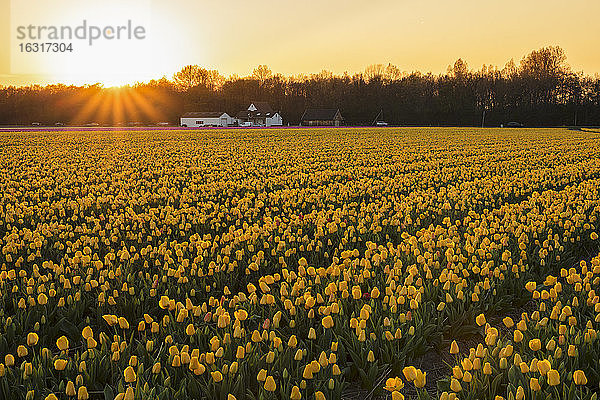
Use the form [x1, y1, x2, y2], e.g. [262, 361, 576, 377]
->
[67, 85, 167, 125]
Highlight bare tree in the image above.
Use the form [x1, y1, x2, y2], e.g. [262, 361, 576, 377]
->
[252, 65, 272, 86]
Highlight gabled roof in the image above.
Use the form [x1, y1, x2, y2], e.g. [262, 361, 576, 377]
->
[182, 112, 228, 118]
[301, 109, 342, 121]
[250, 102, 274, 114]
[236, 110, 252, 119]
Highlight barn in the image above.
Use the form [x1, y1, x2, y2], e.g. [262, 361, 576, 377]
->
[180, 112, 234, 127]
[301, 109, 344, 126]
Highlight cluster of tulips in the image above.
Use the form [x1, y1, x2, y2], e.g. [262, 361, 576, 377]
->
[430, 253, 600, 400]
[0, 128, 599, 399]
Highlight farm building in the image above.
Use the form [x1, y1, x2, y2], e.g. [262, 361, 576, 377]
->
[180, 112, 234, 127]
[301, 109, 344, 126]
[236, 102, 283, 127]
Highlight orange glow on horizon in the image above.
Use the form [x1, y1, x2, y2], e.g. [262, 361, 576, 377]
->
[1, 0, 599, 87]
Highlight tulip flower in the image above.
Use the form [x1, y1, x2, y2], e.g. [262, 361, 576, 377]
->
[321, 315, 334, 329]
[403, 366, 417, 381]
[573, 370, 587, 385]
[529, 339, 541, 351]
[450, 340, 459, 354]
[264, 376, 276, 392]
[475, 313, 486, 326]
[81, 326, 93, 340]
[77, 386, 89, 400]
[65, 381, 76, 396]
[124, 366, 136, 383]
[290, 385, 301, 400]
[547, 369, 560, 386]
[450, 378, 462, 392]
[56, 336, 69, 351]
[54, 359, 68, 371]
[27, 332, 39, 347]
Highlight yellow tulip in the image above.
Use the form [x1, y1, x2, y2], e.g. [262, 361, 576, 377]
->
[5, 354, 14, 367]
[321, 315, 334, 329]
[65, 381, 76, 396]
[77, 386, 89, 400]
[290, 385, 301, 400]
[211, 371, 223, 382]
[515, 386, 524, 400]
[124, 365, 136, 383]
[118, 317, 129, 329]
[537, 359, 551, 376]
[367, 350, 375, 362]
[573, 370, 587, 385]
[483, 362, 492, 375]
[264, 376, 276, 392]
[528, 339, 541, 351]
[102, 315, 118, 326]
[27, 332, 39, 346]
[391, 392, 404, 400]
[475, 313, 486, 326]
[159, 296, 170, 309]
[257, 369, 267, 382]
[547, 369, 560, 386]
[513, 330, 523, 343]
[124, 387, 134, 400]
[56, 336, 69, 351]
[17, 345, 28, 357]
[152, 362, 161, 374]
[415, 370, 426, 388]
[450, 340, 459, 354]
[81, 326, 93, 340]
[502, 317, 514, 328]
[303, 364, 313, 379]
[403, 366, 417, 381]
[450, 378, 462, 392]
[54, 359, 68, 371]
[186, 324, 195, 336]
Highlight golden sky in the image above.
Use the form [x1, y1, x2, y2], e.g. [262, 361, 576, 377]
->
[1, 0, 599, 87]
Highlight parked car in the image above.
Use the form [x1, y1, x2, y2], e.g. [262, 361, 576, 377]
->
[55, 122, 65, 126]
[31, 122, 41, 126]
[85, 122, 99, 127]
[375, 121, 388, 127]
[240, 122, 253, 127]
[504, 122, 524, 128]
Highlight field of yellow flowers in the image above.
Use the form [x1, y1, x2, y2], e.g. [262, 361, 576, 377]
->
[1, 127, 599, 400]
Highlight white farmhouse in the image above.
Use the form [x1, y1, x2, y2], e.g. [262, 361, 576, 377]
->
[180, 112, 234, 127]
[235, 102, 283, 127]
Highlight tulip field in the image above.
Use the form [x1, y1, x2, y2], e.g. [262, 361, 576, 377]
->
[1, 127, 600, 400]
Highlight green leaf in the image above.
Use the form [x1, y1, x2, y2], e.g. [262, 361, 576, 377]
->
[104, 385, 115, 400]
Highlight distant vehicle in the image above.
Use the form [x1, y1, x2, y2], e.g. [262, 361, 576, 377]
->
[240, 122, 253, 127]
[373, 110, 387, 127]
[31, 122, 41, 126]
[505, 122, 524, 128]
[85, 122, 99, 127]
[55, 122, 65, 126]
[156, 122, 170, 126]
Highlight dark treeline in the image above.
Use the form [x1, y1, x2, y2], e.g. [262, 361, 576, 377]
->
[1, 46, 599, 126]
